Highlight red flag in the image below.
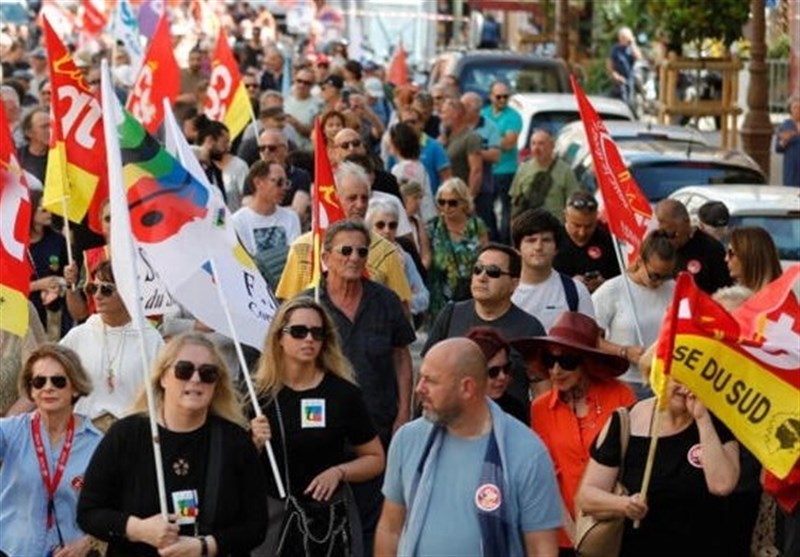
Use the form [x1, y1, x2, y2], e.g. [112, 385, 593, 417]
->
[387, 42, 409, 87]
[571, 75, 652, 264]
[127, 14, 180, 134]
[0, 102, 33, 337]
[310, 118, 346, 285]
[204, 29, 250, 139]
[80, 0, 108, 36]
[42, 16, 108, 234]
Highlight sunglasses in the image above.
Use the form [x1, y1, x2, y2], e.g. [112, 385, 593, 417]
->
[437, 198, 460, 208]
[260, 144, 284, 152]
[295, 79, 314, 86]
[541, 352, 583, 371]
[30, 375, 68, 389]
[568, 198, 598, 210]
[473, 263, 512, 279]
[487, 362, 512, 379]
[173, 360, 220, 383]
[269, 177, 289, 187]
[282, 325, 326, 341]
[375, 220, 398, 231]
[84, 282, 116, 297]
[494, 94, 509, 100]
[337, 139, 363, 150]
[332, 245, 369, 258]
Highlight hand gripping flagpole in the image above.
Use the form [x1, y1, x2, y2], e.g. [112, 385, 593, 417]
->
[207, 257, 286, 498]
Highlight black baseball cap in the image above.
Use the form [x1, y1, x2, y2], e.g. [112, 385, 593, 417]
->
[698, 201, 730, 228]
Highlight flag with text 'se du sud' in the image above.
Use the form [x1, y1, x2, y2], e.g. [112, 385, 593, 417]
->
[105, 89, 276, 350]
[309, 117, 346, 287]
[112, 0, 145, 73]
[570, 75, 652, 264]
[127, 14, 179, 134]
[0, 101, 33, 337]
[204, 29, 250, 140]
[42, 16, 108, 234]
[650, 270, 800, 479]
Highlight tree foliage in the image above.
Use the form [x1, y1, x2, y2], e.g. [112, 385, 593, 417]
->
[650, 0, 750, 47]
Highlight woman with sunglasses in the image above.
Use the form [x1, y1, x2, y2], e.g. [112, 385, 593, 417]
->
[427, 177, 489, 319]
[60, 261, 164, 432]
[249, 296, 385, 556]
[78, 333, 268, 557]
[1, 344, 101, 557]
[725, 226, 783, 293]
[513, 312, 635, 555]
[592, 230, 677, 400]
[465, 326, 528, 424]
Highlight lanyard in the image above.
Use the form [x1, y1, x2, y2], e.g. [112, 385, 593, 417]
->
[31, 412, 75, 529]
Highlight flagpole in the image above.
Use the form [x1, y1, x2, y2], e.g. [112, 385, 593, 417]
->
[634, 400, 661, 529]
[207, 257, 286, 498]
[59, 196, 75, 277]
[610, 236, 645, 346]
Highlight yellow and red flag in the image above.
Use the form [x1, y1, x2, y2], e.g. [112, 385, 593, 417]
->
[571, 75, 652, 264]
[203, 29, 250, 139]
[42, 16, 109, 234]
[127, 14, 180, 134]
[0, 102, 33, 337]
[651, 269, 800, 479]
[309, 117, 346, 286]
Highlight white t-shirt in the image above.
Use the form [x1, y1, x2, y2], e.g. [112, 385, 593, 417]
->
[391, 159, 437, 222]
[284, 94, 321, 151]
[512, 270, 595, 332]
[232, 205, 301, 256]
[592, 274, 675, 383]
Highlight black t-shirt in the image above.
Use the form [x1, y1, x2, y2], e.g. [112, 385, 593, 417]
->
[280, 165, 312, 205]
[259, 373, 376, 499]
[19, 144, 47, 183]
[553, 223, 621, 281]
[677, 229, 732, 294]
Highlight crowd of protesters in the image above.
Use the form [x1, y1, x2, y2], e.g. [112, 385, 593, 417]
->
[1, 4, 798, 557]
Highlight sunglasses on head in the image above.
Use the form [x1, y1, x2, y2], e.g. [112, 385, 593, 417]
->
[84, 282, 116, 297]
[337, 139, 363, 150]
[473, 263, 512, 279]
[375, 220, 398, 231]
[173, 360, 220, 383]
[30, 375, 68, 389]
[437, 198, 460, 208]
[568, 198, 598, 210]
[541, 352, 582, 371]
[282, 325, 326, 341]
[332, 245, 369, 258]
[487, 362, 512, 379]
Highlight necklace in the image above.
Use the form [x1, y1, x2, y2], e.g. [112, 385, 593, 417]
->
[101, 322, 127, 393]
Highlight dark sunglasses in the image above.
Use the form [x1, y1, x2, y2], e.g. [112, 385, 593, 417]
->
[337, 139, 363, 150]
[333, 245, 369, 258]
[259, 144, 284, 152]
[173, 360, 220, 383]
[487, 362, 512, 379]
[84, 282, 116, 297]
[473, 263, 512, 279]
[282, 325, 326, 341]
[295, 78, 314, 86]
[568, 198, 598, 210]
[30, 375, 68, 389]
[269, 177, 289, 187]
[541, 352, 582, 371]
[494, 94, 509, 100]
[437, 198, 460, 208]
[375, 220, 398, 231]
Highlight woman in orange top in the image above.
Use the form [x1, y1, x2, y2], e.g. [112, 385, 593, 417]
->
[513, 311, 636, 555]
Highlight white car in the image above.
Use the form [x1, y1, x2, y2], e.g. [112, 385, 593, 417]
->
[669, 185, 800, 268]
[509, 93, 635, 159]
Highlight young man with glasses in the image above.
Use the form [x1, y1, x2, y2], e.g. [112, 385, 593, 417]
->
[256, 128, 311, 224]
[284, 67, 321, 150]
[553, 190, 621, 293]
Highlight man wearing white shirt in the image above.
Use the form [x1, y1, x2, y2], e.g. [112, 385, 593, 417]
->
[511, 208, 594, 331]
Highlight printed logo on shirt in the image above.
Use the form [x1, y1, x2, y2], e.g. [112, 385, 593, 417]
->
[70, 475, 84, 492]
[474, 483, 502, 512]
[301, 398, 326, 428]
[687, 443, 703, 468]
[587, 246, 602, 260]
[687, 260, 702, 274]
[171, 489, 200, 525]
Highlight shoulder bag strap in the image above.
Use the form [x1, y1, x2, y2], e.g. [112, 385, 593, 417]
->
[617, 407, 631, 478]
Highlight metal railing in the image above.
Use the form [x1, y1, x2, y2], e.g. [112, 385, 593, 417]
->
[768, 58, 790, 113]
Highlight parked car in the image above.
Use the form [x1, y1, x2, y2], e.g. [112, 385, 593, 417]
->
[669, 185, 800, 266]
[427, 50, 571, 103]
[510, 93, 635, 159]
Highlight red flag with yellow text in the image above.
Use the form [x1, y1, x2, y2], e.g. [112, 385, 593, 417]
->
[42, 16, 108, 234]
[204, 29, 250, 139]
[571, 75, 652, 264]
[127, 14, 180, 134]
[0, 102, 33, 337]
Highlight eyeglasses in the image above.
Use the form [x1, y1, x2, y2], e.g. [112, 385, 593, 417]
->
[437, 198, 460, 208]
[659, 229, 680, 240]
[487, 362, 512, 379]
[244, 83, 258, 89]
[173, 360, 220, 383]
[268, 177, 289, 187]
[332, 245, 369, 258]
[295, 79, 314, 86]
[30, 375, 68, 390]
[726, 247, 736, 259]
[260, 144, 285, 152]
[374, 220, 398, 231]
[567, 197, 598, 210]
[84, 282, 116, 297]
[541, 352, 582, 371]
[472, 263, 512, 279]
[337, 139, 363, 150]
[282, 325, 326, 341]
[493, 94, 509, 100]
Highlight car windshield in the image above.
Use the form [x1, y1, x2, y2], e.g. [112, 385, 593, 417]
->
[459, 61, 565, 100]
[729, 216, 800, 262]
[528, 112, 631, 142]
[629, 163, 766, 201]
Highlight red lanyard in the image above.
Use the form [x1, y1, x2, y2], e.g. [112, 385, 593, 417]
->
[31, 412, 75, 529]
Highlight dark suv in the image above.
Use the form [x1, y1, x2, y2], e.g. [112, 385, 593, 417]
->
[427, 50, 571, 102]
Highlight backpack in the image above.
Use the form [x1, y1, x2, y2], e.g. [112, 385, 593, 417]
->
[511, 158, 557, 218]
[558, 272, 579, 312]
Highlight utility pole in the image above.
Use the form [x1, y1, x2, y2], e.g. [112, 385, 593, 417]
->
[740, 0, 773, 176]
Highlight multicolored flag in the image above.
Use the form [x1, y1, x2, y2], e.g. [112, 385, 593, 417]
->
[204, 29, 250, 139]
[650, 270, 800, 479]
[571, 75, 652, 264]
[112, 0, 145, 72]
[127, 14, 179, 134]
[0, 102, 33, 337]
[42, 16, 109, 234]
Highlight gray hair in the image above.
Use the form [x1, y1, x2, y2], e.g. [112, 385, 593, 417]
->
[334, 161, 371, 194]
[323, 220, 371, 252]
[365, 199, 399, 227]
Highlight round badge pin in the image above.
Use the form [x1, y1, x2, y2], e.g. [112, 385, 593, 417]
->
[587, 246, 602, 260]
[687, 443, 703, 468]
[475, 483, 502, 512]
[687, 260, 702, 274]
